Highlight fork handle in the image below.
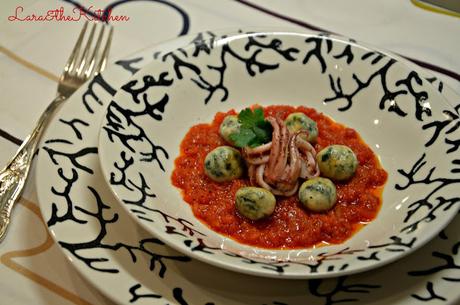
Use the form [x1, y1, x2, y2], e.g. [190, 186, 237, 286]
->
[0, 95, 66, 242]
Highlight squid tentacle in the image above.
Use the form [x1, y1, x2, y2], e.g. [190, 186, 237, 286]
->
[242, 115, 319, 196]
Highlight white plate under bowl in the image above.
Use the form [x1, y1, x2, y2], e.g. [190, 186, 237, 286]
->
[97, 30, 458, 279]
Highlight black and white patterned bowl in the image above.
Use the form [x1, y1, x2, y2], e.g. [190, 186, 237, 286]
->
[98, 31, 459, 279]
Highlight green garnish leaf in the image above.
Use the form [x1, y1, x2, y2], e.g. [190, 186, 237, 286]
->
[229, 107, 272, 148]
[239, 108, 265, 127]
[230, 128, 256, 147]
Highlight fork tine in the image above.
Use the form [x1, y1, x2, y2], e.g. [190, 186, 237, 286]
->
[76, 22, 97, 77]
[64, 21, 88, 75]
[94, 26, 113, 75]
[84, 24, 105, 79]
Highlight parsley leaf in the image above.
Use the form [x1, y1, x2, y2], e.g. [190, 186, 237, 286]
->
[239, 108, 264, 127]
[229, 107, 272, 148]
[230, 128, 255, 147]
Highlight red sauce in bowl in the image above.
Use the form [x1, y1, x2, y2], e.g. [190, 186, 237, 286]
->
[171, 105, 387, 249]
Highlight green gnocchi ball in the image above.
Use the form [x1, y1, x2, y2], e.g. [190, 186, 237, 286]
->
[317, 145, 358, 181]
[235, 187, 276, 220]
[219, 115, 241, 145]
[299, 177, 337, 212]
[204, 146, 244, 182]
[285, 112, 318, 143]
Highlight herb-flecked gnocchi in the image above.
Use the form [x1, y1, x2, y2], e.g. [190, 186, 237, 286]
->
[219, 115, 241, 145]
[235, 187, 276, 220]
[204, 146, 244, 182]
[285, 112, 318, 143]
[299, 177, 337, 212]
[316, 145, 358, 181]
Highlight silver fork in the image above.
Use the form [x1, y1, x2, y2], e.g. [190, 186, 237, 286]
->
[0, 22, 113, 242]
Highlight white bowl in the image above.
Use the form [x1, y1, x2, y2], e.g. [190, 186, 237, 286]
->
[98, 30, 458, 279]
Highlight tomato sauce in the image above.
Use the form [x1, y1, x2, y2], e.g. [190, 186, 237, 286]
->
[171, 105, 388, 249]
